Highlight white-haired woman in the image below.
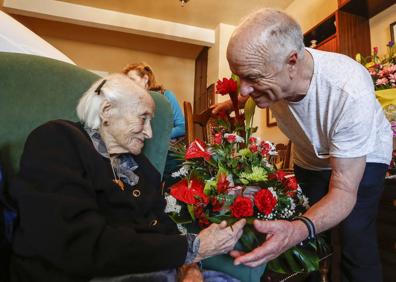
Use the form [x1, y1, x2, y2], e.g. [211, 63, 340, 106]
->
[9, 73, 245, 282]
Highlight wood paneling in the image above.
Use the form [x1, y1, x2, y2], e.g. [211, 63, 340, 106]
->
[337, 11, 371, 58]
[194, 47, 208, 113]
[316, 35, 337, 52]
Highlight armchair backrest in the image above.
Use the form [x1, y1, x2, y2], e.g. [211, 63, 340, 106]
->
[0, 52, 172, 179]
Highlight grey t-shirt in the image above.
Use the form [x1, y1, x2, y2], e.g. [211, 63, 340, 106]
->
[271, 48, 393, 170]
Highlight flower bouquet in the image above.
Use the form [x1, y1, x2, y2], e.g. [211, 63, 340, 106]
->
[166, 76, 329, 275]
[356, 42, 396, 135]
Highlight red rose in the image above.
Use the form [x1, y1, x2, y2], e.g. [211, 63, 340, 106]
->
[216, 173, 229, 193]
[285, 177, 298, 192]
[248, 137, 257, 144]
[226, 134, 237, 143]
[170, 179, 208, 205]
[268, 170, 286, 181]
[214, 133, 222, 145]
[216, 78, 238, 95]
[254, 189, 277, 215]
[230, 196, 254, 218]
[249, 144, 258, 153]
[185, 139, 211, 161]
[260, 142, 271, 156]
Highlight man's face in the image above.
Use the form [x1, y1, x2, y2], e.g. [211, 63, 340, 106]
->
[106, 93, 155, 155]
[227, 46, 291, 108]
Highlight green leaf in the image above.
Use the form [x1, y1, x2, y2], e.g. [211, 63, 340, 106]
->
[238, 225, 263, 251]
[283, 249, 303, 273]
[187, 204, 195, 221]
[244, 97, 256, 130]
[204, 180, 216, 196]
[291, 247, 319, 272]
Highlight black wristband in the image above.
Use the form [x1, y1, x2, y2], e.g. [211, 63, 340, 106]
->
[292, 215, 316, 241]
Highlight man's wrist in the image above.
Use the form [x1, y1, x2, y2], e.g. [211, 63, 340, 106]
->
[292, 216, 316, 245]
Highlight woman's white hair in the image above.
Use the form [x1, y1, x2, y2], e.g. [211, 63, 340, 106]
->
[234, 8, 305, 70]
[76, 73, 145, 129]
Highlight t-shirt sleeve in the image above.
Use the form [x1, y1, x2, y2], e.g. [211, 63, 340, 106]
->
[329, 90, 377, 158]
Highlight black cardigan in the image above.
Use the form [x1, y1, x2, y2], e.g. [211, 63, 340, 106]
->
[9, 120, 187, 282]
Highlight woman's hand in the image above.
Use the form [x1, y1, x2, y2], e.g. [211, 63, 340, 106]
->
[210, 100, 234, 115]
[194, 219, 246, 262]
[178, 263, 203, 282]
[210, 95, 249, 115]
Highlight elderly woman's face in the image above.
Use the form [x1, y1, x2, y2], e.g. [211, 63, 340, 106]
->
[127, 70, 148, 89]
[104, 93, 155, 155]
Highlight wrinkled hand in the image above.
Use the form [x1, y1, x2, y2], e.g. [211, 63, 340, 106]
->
[210, 100, 233, 115]
[178, 264, 203, 282]
[194, 219, 246, 262]
[230, 219, 307, 267]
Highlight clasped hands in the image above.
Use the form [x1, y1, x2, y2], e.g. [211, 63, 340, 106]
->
[195, 218, 308, 268]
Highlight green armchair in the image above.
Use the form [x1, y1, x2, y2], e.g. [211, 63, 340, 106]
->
[0, 52, 265, 282]
[0, 52, 173, 179]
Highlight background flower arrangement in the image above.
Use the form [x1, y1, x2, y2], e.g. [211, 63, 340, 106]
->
[166, 76, 328, 274]
[356, 41, 396, 90]
[356, 42, 396, 176]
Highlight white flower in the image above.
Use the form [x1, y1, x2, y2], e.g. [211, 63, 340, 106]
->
[177, 224, 187, 235]
[164, 194, 182, 214]
[226, 174, 234, 187]
[171, 165, 190, 178]
[289, 198, 296, 211]
[302, 195, 310, 209]
[268, 187, 278, 199]
[224, 133, 244, 143]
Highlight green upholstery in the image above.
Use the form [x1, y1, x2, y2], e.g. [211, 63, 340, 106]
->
[0, 52, 172, 178]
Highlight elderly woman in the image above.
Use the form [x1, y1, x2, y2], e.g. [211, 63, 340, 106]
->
[9, 73, 245, 282]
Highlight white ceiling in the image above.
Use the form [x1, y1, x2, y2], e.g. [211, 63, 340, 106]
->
[59, 0, 294, 29]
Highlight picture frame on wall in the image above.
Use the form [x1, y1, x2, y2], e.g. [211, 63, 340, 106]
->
[391, 21, 396, 42]
[266, 108, 277, 127]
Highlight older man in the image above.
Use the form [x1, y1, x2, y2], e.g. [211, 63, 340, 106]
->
[213, 9, 393, 282]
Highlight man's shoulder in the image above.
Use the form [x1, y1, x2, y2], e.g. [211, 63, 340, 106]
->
[310, 49, 373, 97]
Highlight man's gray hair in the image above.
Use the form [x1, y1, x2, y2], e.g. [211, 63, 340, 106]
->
[76, 73, 145, 129]
[235, 8, 305, 69]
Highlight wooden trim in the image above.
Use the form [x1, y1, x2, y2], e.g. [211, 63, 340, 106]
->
[266, 108, 277, 127]
[183, 101, 194, 145]
[391, 21, 396, 43]
[315, 34, 337, 51]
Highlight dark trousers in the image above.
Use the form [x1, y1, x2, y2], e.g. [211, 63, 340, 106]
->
[294, 163, 388, 282]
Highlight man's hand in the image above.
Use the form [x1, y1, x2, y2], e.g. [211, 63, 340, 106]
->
[230, 219, 308, 267]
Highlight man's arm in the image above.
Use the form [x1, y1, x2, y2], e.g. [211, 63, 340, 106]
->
[231, 156, 366, 267]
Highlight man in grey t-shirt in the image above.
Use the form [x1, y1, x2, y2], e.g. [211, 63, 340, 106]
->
[213, 8, 392, 282]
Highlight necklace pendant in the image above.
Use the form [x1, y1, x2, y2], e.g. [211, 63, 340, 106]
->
[113, 179, 125, 191]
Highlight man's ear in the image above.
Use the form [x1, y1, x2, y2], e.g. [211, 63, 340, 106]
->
[287, 51, 298, 78]
[287, 51, 298, 67]
[99, 100, 112, 121]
